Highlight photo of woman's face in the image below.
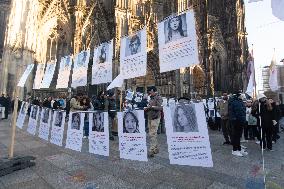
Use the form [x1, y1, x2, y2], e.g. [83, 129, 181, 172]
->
[169, 17, 180, 30]
[55, 112, 62, 127]
[93, 113, 104, 132]
[124, 113, 137, 133]
[177, 107, 188, 127]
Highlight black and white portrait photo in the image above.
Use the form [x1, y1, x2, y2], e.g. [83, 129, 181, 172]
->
[173, 103, 198, 133]
[42, 108, 49, 123]
[77, 51, 88, 68]
[92, 112, 104, 132]
[54, 111, 63, 127]
[98, 43, 109, 64]
[125, 33, 141, 57]
[31, 106, 38, 120]
[71, 113, 81, 130]
[164, 13, 188, 44]
[123, 111, 140, 133]
[20, 103, 26, 114]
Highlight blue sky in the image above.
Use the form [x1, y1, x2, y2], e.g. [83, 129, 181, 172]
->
[245, 0, 284, 90]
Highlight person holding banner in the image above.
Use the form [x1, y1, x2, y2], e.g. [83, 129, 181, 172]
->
[144, 87, 163, 158]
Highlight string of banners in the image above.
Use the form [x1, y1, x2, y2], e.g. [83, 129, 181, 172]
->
[16, 9, 199, 89]
[16, 101, 213, 167]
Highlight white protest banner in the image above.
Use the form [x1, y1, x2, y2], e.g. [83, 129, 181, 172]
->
[106, 74, 124, 90]
[71, 50, 90, 88]
[50, 110, 66, 146]
[27, 105, 40, 135]
[65, 112, 85, 151]
[120, 28, 147, 79]
[38, 108, 52, 141]
[158, 10, 199, 72]
[56, 56, 72, 89]
[33, 63, 46, 89]
[40, 60, 56, 88]
[164, 102, 213, 167]
[92, 40, 113, 84]
[117, 110, 147, 161]
[89, 112, 109, 156]
[16, 102, 29, 129]
[17, 64, 34, 87]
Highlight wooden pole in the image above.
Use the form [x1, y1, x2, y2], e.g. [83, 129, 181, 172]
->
[9, 87, 19, 158]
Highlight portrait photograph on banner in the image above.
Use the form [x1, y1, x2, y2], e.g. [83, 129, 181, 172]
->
[56, 56, 72, 89]
[16, 102, 29, 129]
[65, 112, 85, 151]
[40, 60, 56, 88]
[38, 108, 52, 141]
[158, 10, 199, 72]
[163, 102, 213, 167]
[33, 63, 46, 89]
[120, 28, 147, 79]
[27, 105, 40, 135]
[92, 40, 113, 84]
[17, 64, 34, 87]
[88, 112, 109, 156]
[50, 110, 66, 146]
[71, 50, 90, 88]
[117, 110, 147, 161]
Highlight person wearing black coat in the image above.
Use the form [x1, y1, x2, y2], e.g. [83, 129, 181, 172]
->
[229, 92, 247, 157]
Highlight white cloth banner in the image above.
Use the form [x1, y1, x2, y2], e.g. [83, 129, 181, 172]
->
[117, 110, 148, 161]
[106, 74, 124, 90]
[248, 0, 263, 2]
[33, 63, 46, 89]
[92, 40, 113, 84]
[246, 60, 255, 97]
[158, 10, 199, 72]
[27, 105, 40, 135]
[120, 28, 147, 79]
[71, 50, 90, 88]
[164, 102, 213, 167]
[56, 56, 72, 89]
[89, 112, 109, 156]
[17, 64, 34, 87]
[38, 108, 52, 141]
[269, 65, 279, 91]
[65, 112, 85, 151]
[40, 60, 56, 88]
[50, 110, 66, 146]
[272, 0, 284, 21]
[16, 102, 29, 129]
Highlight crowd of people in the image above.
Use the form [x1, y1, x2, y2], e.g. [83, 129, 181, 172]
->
[1, 88, 283, 158]
[205, 91, 283, 157]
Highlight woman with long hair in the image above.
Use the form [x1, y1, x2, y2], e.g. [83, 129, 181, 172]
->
[166, 15, 186, 43]
[123, 111, 140, 133]
[173, 103, 198, 133]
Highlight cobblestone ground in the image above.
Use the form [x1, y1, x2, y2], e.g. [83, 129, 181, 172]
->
[0, 118, 283, 189]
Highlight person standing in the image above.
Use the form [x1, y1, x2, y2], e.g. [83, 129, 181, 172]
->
[0, 94, 7, 119]
[229, 92, 247, 157]
[81, 95, 93, 139]
[70, 93, 84, 112]
[218, 92, 231, 145]
[105, 91, 116, 141]
[257, 94, 276, 151]
[145, 87, 163, 158]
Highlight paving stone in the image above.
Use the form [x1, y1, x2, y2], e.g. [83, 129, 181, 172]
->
[20, 140, 47, 149]
[206, 182, 238, 189]
[5, 178, 53, 189]
[0, 168, 39, 187]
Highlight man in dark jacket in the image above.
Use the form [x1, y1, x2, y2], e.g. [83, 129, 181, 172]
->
[229, 92, 247, 157]
[105, 91, 116, 140]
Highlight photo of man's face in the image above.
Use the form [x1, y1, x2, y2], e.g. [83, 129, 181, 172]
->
[126, 33, 141, 56]
[54, 111, 63, 127]
[92, 112, 104, 132]
[42, 108, 49, 123]
[71, 113, 81, 130]
[98, 45, 108, 64]
[31, 106, 38, 120]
